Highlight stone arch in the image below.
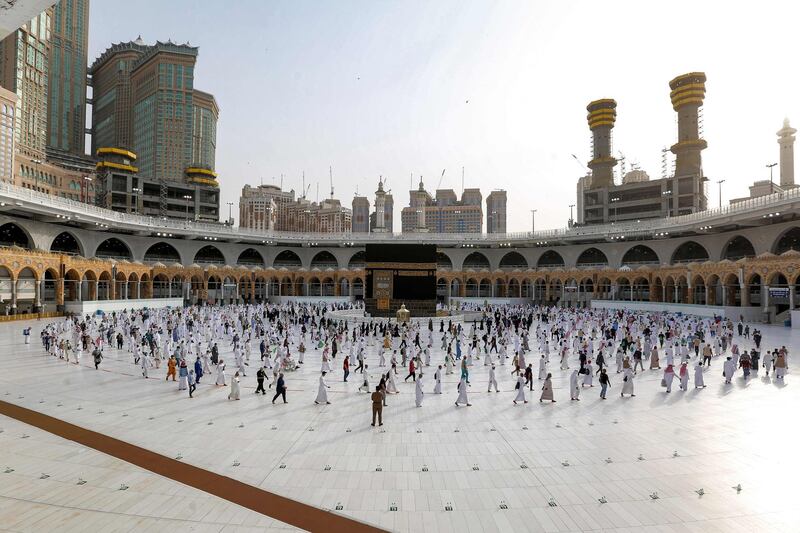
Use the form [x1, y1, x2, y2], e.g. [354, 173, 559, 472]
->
[50, 231, 83, 255]
[521, 278, 532, 298]
[194, 245, 225, 265]
[273, 249, 302, 270]
[692, 274, 706, 304]
[237, 248, 265, 267]
[721, 235, 756, 261]
[478, 278, 492, 298]
[0, 222, 32, 249]
[465, 277, 479, 297]
[280, 276, 293, 296]
[746, 273, 762, 307]
[494, 277, 506, 297]
[722, 272, 741, 306]
[437, 252, 453, 271]
[14, 267, 36, 311]
[631, 277, 650, 302]
[533, 278, 546, 301]
[671, 241, 709, 264]
[773, 227, 800, 255]
[348, 250, 366, 270]
[537, 250, 564, 268]
[352, 277, 364, 299]
[308, 276, 321, 296]
[153, 273, 170, 298]
[596, 277, 612, 300]
[499, 251, 528, 271]
[310, 250, 338, 270]
[508, 278, 521, 298]
[450, 278, 461, 297]
[339, 277, 350, 297]
[621, 244, 660, 266]
[463, 251, 490, 271]
[43, 267, 59, 306]
[706, 274, 722, 306]
[436, 277, 448, 300]
[576, 247, 608, 267]
[95, 237, 133, 260]
[321, 276, 335, 297]
[144, 242, 181, 263]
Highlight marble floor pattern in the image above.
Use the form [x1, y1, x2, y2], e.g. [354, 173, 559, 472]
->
[0, 316, 798, 532]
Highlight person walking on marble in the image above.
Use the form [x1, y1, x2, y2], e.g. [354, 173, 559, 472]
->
[315, 371, 331, 404]
[455, 376, 471, 406]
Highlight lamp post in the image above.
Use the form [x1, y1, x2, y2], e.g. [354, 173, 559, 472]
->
[661, 189, 672, 217]
[183, 194, 192, 221]
[132, 187, 141, 214]
[227, 201, 234, 225]
[568, 204, 575, 226]
[82, 175, 92, 203]
[767, 162, 778, 193]
[31, 158, 43, 191]
[531, 209, 537, 234]
[716, 179, 725, 209]
[610, 197, 619, 224]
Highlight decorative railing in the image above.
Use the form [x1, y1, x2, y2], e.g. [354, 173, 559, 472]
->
[1, 181, 799, 244]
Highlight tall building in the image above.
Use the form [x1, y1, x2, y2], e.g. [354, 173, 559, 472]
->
[352, 195, 370, 232]
[239, 184, 295, 231]
[486, 190, 507, 233]
[401, 179, 483, 233]
[370, 177, 392, 232]
[0, 85, 15, 182]
[239, 183, 351, 233]
[0, 7, 94, 202]
[48, 0, 89, 156]
[0, 9, 52, 159]
[90, 38, 220, 221]
[579, 72, 708, 225]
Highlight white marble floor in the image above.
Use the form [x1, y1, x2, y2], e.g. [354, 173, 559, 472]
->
[1, 317, 798, 532]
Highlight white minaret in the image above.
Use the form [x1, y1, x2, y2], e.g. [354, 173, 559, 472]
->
[778, 117, 797, 188]
[415, 176, 428, 232]
[373, 177, 387, 232]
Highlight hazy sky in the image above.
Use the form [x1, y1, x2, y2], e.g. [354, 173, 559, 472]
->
[88, 0, 800, 231]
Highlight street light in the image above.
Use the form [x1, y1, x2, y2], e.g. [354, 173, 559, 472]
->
[132, 187, 141, 214]
[182, 194, 192, 221]
[227, 201, 234, 225]
[568, 204, 575, 226]
[610, 197, 620, 224]
[531, 209, 537, 234]
[31, 158, 42, 191]
[716, 179, 725, 209]
[767, 162, 778, 193]
[82, 175, 92, 203]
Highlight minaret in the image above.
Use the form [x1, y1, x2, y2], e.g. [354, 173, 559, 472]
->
[586, 99, 617, 188]
[373, 177, 387, 232]
[778, 118, 797, 188]
[414, 176, 428, 232]
[669, 72, 707, 177]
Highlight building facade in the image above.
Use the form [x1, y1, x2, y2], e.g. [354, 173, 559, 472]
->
[351, 195, 370, 232]
[89, 39, 220, 221]
[0, 9, 52, 159]
[401, 180, 483, 233]
[486, 190, 507, 233]
[0, 85, 15, 182]
[579, 72, 708, 225]
[239, 184, 351, 233]
[48, 0, 90, 155]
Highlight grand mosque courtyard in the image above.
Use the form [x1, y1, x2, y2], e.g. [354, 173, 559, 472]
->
[0, 315, 797, 532]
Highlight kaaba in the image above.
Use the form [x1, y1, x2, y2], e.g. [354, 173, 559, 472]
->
[364, 244, 437, 317]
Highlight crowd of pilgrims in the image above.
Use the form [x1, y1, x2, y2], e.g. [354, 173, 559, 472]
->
[37, 301, 789, 408]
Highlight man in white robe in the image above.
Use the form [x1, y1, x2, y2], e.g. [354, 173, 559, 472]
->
[487, 364, 499, 393]
[433, 365, 442, 394]
[570, 369, 580, 401]
[415, 373, 424, 407]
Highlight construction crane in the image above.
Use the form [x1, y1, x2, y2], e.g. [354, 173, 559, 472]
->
[436, 168, 446, 190]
